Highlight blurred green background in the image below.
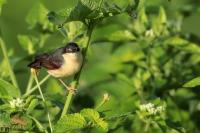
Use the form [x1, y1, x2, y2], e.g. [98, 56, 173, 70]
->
[1, 0, 200, 90]
[1, 0, 200, 132]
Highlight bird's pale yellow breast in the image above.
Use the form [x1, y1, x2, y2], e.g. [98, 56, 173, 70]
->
[47, 52, 83, 78]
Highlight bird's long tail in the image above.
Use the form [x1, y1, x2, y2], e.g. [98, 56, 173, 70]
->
[28, 60, 41, 69]
[28, 53, 49, 69]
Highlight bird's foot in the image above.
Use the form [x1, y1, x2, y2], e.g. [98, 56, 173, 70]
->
[58, 79, 77, 94]
[30, 68, 39, 75]
[67, 86, 77, 95]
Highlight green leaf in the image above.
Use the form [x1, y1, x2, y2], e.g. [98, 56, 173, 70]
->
[116, 73, 133, 87]
[136, 0, 146, 11]
[0, 78, 20, 99]
[109, 30, 136, 42]
[0, 112, 11, 125]
[157, 120, 167, 132]
[0, 59, 9, 78]
[54, 113, 86, 133]
[132, 7, 148, 34]
[158, 6, 167, 24]
[17, 35, 35, 54]
[152, 6, 167, 36]
[48, 0, 124, 26]
[0, 0, 6, 15]
[29, 116, 47, 132]
[26, 99, 39, 114]
[164, 37, 200, 53]
[138, 7, 148, 25]
[81, 108, 108, 131]
[26, 2, 53, 30]
[101, 2, 123, 18]
[48, 0, 99, 25]
[26, 2, 47, 26]
[0, 104, 10, 110]
[183, 77, 200, 88]
[81, 108, 99, 121]
[25, 95, 35, 105]
[22, 115, 33, 130]
[165, 119, 186, 133]
[65, 21, 84, 40]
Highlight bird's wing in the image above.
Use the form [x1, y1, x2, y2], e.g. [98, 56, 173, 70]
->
[28, 47, 65, 70]
[42, 48, 65, 70]
[28, 53, 63, 70]
[28, 53, 50, 69]
[40, 55, 63, 70]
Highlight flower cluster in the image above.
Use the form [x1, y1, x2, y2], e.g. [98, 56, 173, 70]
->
[9, 98, 24, 109]
[103, 93, 110, 102]
[139, 103, 165, 115]
[145, 29, 155, 38]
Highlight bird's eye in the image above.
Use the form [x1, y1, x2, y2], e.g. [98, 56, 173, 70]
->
[76, 47, 80, 51]
[65, 46, 80, 53]
[65, 42, 80, 53]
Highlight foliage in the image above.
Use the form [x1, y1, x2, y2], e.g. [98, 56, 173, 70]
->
[0, 0, 200, 133]
[0, 0, 6, 15]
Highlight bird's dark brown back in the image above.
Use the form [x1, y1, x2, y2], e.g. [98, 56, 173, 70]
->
[28, 53, 63, 70]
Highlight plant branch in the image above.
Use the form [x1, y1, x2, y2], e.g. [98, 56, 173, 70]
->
[28, 115, 48, 133]
[23, 74, 51, 97]
[32, 69, 53, 133]
[25, 74, 34, 93]
[95, 93, 110, 110]
[60, 23, 94, 118]
[0, 38, 19, 88]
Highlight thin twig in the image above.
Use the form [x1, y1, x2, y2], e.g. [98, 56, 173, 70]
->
[59, 79, 69, 90]
[23, 74, 51, 97]
[32, 69, 53, 133]
[0, 38, 19, 88]
[25, 74, 34, 93]
[95, 93, 110, 110]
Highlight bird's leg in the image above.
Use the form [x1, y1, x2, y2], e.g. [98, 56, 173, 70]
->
[58, 79, 77, 94]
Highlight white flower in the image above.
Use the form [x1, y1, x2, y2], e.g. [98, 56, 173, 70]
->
[103, 93, 110, 102]
[145, 29, 155, 38]
[9, 98, 24, 109]
[139, 102, 165, 115]
[109, 13, 113, 16]
[9, 100, 16, 108]
[156, 106, 165, 113]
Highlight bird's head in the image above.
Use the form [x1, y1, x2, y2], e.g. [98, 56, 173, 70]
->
[64, 42, 80, 53]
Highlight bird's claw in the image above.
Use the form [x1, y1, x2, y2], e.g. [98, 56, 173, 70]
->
[67, 86, 77, 95]
[58, 79, 77, 94]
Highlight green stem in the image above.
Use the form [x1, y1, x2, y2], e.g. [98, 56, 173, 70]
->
[59, 27, 67, 38]
[60, 92, 73, 117]
[144, 120, 150, 132]
[25, 74, 34, 93]
[95, 100, 106, 110]
[28, 115, 48, 133]
[33, 72, 53, 133]
[23, 74, 50, 97]
[0, 38, 19, 88]
[146, 42, 156, 95]
[60, 23, 94, 118]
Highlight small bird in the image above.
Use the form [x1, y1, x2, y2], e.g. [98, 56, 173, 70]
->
[28, 42, 83, 92]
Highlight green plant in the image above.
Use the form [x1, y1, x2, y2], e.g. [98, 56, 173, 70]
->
[1, 0, 200, 132]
